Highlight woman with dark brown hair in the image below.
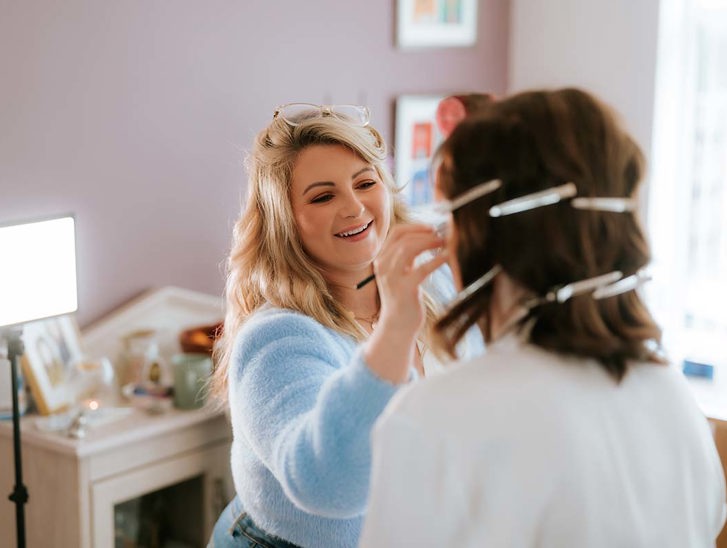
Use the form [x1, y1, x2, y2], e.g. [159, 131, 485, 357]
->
[361, 88, 725, 547]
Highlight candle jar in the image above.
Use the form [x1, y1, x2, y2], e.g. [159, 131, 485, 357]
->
[171, 353, 212, 409]
[68, 355, 117, 407]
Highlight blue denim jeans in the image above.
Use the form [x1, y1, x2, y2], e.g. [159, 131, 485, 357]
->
[208, 496, 302, 548]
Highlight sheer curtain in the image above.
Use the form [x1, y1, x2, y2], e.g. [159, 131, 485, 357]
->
[649, 0, 727, 371]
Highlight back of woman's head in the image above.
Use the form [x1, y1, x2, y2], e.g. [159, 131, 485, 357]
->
[436, 88, 662, 379]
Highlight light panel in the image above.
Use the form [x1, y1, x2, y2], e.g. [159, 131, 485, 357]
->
[0, 215, 78, 328]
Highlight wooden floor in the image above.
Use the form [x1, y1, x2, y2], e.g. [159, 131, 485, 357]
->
[713, 420, 727, 548]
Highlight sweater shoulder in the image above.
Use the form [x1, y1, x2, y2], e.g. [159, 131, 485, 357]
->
[229, 307, 354, 378]
[235, 307, 345, 349]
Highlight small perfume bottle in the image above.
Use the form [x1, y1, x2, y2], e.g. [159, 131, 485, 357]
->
[120, 329, 170, 388]
[141, 349, 172, 390]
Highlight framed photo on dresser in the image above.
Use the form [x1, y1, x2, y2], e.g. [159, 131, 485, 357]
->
[21, 313, 84, 415]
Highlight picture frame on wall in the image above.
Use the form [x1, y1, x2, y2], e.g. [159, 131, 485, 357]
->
[394, 94, 446, 205]
[21, 314, 84, 415]
[396, 0, 478, 49]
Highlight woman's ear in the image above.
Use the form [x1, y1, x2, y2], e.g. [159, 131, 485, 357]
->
[436, 93, 496, 137]
[436, 96, 468, 137]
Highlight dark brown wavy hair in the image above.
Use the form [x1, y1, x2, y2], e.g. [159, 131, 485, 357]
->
[434, 88, 664, 380]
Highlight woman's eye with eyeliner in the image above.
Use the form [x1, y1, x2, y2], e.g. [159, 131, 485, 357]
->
[357, 180, 377, 190]
[311, 193, 334, 204]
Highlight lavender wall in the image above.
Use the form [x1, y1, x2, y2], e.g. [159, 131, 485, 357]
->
[0, 1, 509, 327]
[509, 0, 660, 175]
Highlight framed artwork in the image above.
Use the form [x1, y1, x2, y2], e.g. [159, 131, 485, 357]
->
[396, 0, 478, 49]
[394, 94, 446, 205]
[21, 313, 84, 415]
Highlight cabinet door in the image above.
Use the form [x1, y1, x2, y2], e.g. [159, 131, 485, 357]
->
[91, 441, 231, 547]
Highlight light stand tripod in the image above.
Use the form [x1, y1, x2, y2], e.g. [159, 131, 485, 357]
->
[3, 327, 28, 548]
[0, 213, 77, 548]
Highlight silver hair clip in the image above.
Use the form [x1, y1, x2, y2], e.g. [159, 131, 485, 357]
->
[412, 179, 636, 243]
[443, 179, 502, 213]
[489, 182, 577, 217]
[553, 270, 623, 302]
[571, 197, 638, 212]
[411, 179, 502, 237]
[593, 269, 651, 299]
[448, 265, 503, 309]
[525, 270, 623, 309]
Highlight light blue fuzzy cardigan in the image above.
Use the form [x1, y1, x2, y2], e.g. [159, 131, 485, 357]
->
[227, 307, 399, 547]
[226, 267, 482, 547]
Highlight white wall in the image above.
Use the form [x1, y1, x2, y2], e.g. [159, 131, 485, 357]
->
[508, 0, 661, 165]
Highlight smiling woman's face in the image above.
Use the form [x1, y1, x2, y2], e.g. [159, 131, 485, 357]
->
[290, 144, 391, 283]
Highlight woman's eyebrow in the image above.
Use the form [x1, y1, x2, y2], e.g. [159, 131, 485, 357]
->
[302, 181, 335, 195]
[351, 166, 375, 179]
[302, 167, 375, 195]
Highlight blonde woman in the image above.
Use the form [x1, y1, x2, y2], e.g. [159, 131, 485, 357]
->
[208, 104, 476, 548]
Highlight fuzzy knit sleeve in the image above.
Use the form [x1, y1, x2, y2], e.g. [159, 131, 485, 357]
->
[227, 307, 402, 518]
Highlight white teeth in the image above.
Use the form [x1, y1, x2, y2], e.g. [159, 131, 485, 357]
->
[337, 222, 370, 237]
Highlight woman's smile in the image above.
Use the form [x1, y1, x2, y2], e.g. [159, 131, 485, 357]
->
[335, 220, 373, 240]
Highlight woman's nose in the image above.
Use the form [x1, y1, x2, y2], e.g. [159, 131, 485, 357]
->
[340, 194, 365, 218]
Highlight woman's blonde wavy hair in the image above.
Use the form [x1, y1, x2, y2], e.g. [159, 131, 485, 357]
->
[210, 113, 440, 399]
